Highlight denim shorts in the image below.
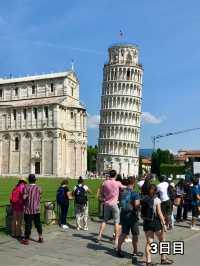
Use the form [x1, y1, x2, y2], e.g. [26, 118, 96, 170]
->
[103, 204, 120, 224]
[120, 210, 139, 236]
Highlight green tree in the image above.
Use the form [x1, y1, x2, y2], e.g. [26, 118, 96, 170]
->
[160, 164, 185, 177]
[139, 156, 143, 177]
[151, 149, 174, 176]
[87, 145, 98, 172]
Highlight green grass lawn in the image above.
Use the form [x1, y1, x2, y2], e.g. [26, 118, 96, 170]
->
[0, 177, 103, 228]
[0, 177, 158, 229]
[0, 177, 103, 205]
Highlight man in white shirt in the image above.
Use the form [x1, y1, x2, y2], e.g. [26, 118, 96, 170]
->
[72, 177, 91, 231]
[157, 175, 172, 229]
[137, 178, 145, 189]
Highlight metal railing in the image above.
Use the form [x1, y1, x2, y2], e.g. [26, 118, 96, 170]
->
[0, 196, 100, 231]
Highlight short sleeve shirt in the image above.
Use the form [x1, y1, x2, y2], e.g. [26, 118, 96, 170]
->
[73, 184, 89, 192]
[62, 186, 69, 201]
[157, 182, 169, 202]
[120, 187, 140, 211]
[24, 184, 42, 214]
[138, 180, 145, 188]
[102, 179, 125, 206]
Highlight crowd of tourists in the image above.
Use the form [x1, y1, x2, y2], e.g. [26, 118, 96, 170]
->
[10, 174, 91, 244]
[9, 171, 200, 265]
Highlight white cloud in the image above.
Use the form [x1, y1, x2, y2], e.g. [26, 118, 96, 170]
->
[87, 112, 165, 128]
[142, 112, 165, 124]
[87, 114, 100, 129]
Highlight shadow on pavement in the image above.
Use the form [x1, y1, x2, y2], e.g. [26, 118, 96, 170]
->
[174, 223, 190, 229]
[72, 233, 113, 244]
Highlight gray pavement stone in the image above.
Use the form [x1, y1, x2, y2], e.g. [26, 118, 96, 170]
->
[0, 218, 200, 266]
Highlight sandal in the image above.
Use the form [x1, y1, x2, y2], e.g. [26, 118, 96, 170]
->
[132, 251, 143, 257]
[161, 258, 174, 265]
[116, 250, 125, 258]
[38, 237, 44, 243]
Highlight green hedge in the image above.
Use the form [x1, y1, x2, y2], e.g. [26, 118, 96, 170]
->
[160, 163, 185, 177]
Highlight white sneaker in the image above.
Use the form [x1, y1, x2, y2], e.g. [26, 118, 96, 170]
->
[61, 224, 69, 230]
[83, 226, 88, 231]
[125, 237, 132, 243]
[191, 225, 200, 231]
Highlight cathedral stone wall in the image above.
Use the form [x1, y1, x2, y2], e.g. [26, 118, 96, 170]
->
[0, 71, 87, 178]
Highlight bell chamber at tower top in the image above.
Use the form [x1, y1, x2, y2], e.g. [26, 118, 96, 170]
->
[108, 44, 139, 66]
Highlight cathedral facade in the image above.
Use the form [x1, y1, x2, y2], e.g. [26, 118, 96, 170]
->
[0, 71, 87, 177]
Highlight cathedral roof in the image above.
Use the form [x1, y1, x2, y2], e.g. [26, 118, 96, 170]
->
[0, 96, 86, 110]
[0, 96, 68, 108]
[0, 71, 79, 85]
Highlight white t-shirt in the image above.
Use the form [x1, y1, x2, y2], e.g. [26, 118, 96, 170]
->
[138, 180, 145, 188]
[73, 184, 89, 192]
[157, 182, 169, 202]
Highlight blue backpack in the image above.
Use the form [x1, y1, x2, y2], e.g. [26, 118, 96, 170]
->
[56, 187, 66, 205]
[120, 188, 134, 211]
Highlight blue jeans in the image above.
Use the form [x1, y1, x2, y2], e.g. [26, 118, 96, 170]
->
[59, 203, 69, 225]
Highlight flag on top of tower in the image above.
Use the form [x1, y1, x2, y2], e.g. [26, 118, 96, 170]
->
[71, 59, 74, 71]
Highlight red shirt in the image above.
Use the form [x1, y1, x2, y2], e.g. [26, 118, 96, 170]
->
[12, 183, 26, 213]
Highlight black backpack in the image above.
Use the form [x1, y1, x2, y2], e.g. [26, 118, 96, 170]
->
[141, 195, 156, 221]
[74, 185, 87, 205]
[56, 187, 66, 205]
[168, 185, 176, 201]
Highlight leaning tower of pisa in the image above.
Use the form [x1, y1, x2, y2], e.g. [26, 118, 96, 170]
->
[97, 43, 143, 177]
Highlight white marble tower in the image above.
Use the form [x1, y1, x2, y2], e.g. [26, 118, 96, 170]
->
[97, 43, 143, 176]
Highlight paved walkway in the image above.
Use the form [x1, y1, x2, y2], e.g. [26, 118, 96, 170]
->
[0, 218, 200, 266]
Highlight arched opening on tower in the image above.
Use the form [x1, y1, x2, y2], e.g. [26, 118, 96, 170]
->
[127, 69, 131, 80]
[126, 53, 132, 64]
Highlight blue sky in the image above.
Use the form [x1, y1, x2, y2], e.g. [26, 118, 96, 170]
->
[0, 0, 200, 152]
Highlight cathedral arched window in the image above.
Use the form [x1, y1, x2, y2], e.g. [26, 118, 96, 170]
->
[15, 137, 19, 151]
[50, 83, 54, 92]
[32, 85, 36, 94]
[15, 87, 18, 96]
[13, 109, 16, 121]
[23, 109, 27, 120]
[45, 107, 48, 118]
[34, 108, 37, 119]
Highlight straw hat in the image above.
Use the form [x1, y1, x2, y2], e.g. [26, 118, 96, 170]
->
[19, 176, 27, 182]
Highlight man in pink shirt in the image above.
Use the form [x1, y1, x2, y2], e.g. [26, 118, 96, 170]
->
[97, 170, 125, 247]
